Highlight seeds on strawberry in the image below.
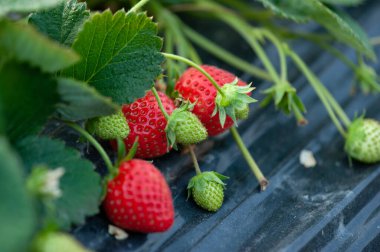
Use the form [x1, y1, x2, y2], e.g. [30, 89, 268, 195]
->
[86, 110, 130, 140]
[175, 65, 254, 136]
[121, 91, 175, 159]
[345, 118, 380, 163]
[187, 171, 228, 212]
[103, 159, 175, 233]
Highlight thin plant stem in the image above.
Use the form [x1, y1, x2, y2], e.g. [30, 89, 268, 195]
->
[260, 29, 288, 82]
[288, 52, 348, 137]
[127, 0, 151, 13]
[66, 122, 114, 174]
[151, 86, 170, 120]
[195, 1, 282, 84]
[189, 145, 202, 175]
[182, 24, 272, 81]
[230, 127, 268, 191]
[162, 53, 226, 96]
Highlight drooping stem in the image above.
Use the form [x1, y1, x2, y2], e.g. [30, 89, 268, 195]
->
[127, 0, 151, 13]
[182, 24, 272, 81]
[189, 145, 202, 175]
[195, 1, 282, 84]
[287, 51, 349, 137]
[162, 52, 226, 96]
[66, 122, 114, 174]
[230, 127, 268, 191]
[151, 86, 170, 120]
[259, 29, 288, 82]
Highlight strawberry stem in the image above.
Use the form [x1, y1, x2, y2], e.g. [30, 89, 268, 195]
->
[151, 86, 170, 120]
[188, 145, 202, 175]
[65, 122, 115, 175]
[259, 29, 288, 82]
[162, 52, 226, 97]
[123, 137, 139, 162]
[127, 0, 151, 14]
[181, 24, 272, 81]
[230, 127, 268, 191]
[287, 50, 350, 137]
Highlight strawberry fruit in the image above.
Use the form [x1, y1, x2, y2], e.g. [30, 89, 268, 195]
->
[345, 118, 380, 163]
[166, 102, 208, 147]
[121, 91, 175, 159]
[104, 159, 175, 233]
[86, 111, 130, 140]
[187, 171, 228, 212]
[175, 65, 254, 136]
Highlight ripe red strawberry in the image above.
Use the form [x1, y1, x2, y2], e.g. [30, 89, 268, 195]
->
[175, 65, 251, 136]
[121, 91, 175, 158]
[103, 159, 175, 233]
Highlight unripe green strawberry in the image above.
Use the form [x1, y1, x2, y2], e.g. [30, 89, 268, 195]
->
[235, 105, 249, 120]
[345, 118, 380, 163]
[187, 171, 228, 212]
[175, 111, 207, 145]
[34, 232, 90, 252]
[166, 103, 208, 148]
[86, 111, 130, 140]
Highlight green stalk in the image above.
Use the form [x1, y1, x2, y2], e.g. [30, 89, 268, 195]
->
[127, 0, 151, 13]
[152, 1, 202, 65]
[151, 86, 170, 120]
[189, 145, 202, 175]
[164, 29, 177, 95]
[182, 24, 272, 81]
[259, 29, 288, 82]
[230, 127, 268, 191]
[287, 52, 348, 137]
[66, 122, 115, 174]
[162, 53, 226, 96]
[195, 1, 282, 84]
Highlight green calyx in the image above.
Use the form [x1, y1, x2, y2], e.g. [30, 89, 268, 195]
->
[213, 78, 257, 127]
[86, 110, 130, 140]
[187, 171, 229, 212]
[166, 102, 208, 149]
[261, 82, 307, 124]
[345, 117, 380, 164]
[354, 59, 380, 94]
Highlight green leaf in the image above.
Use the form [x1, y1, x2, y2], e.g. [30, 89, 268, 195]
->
[0, 100, 4, 135]
[0, 62, 59, 141]
[29, 0, 90, 47]
[0, 0, 63, 17]
[62, 10, 164, 104]
[0, 137, 36, 252]
[257, 0, 375, 59]
[16, 136, 102, 229]
[319, 0, 364, 6]
[56, 78, 118, 121]
[0, 20, 79, 73]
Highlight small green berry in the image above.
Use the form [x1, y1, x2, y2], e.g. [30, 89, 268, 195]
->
[345, 118, 380, 163]
[235, 105, 249, 120]
[174, 111, 207, 145]
[187, 171, 228, 212]
[86, 111, 130, 140]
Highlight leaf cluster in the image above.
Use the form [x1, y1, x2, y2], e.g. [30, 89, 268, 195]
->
[0, 0, 164, 250]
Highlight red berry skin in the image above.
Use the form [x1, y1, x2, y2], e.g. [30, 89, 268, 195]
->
[175, 65, 249, 136]
[121, 91, 175, 159]
[103, 159, 175, 233]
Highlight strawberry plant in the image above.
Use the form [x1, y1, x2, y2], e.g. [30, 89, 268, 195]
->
[0, 0, 379, 250]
